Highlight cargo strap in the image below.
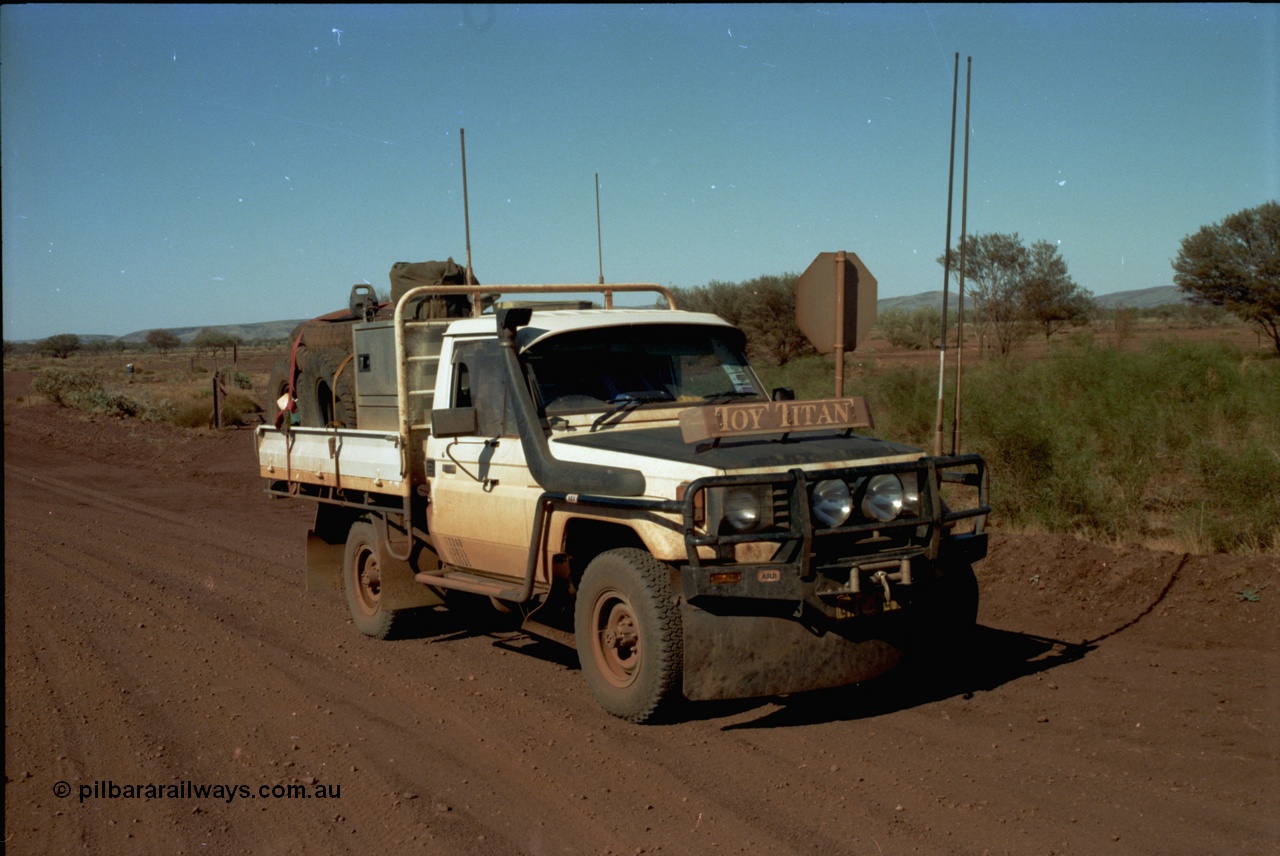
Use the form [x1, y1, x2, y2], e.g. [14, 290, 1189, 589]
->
[330, 353, 354, 428]
[279, 334, 306, 493]
[276, 334, 305, 431]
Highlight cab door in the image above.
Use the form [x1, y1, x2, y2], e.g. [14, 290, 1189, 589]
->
[425, 339, 539, 577]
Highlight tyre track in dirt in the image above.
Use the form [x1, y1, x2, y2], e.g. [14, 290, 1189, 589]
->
[5, 457, 661, 854]
[5, 402, 1278, 855]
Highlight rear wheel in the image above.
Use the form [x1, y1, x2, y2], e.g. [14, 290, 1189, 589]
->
[574, 548, 683, 722]
[343, 520, 405, 640]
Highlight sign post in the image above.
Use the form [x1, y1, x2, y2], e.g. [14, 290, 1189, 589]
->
[794, 251, 877, 398]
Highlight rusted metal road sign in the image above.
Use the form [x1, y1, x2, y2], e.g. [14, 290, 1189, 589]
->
[795, 251, 877, 398]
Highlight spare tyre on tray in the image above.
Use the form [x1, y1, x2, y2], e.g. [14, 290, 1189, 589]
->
[297, 348, 358, 429]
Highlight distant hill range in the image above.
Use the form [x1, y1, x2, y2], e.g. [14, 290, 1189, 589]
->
[879, 284, 1185, 314]
[22, 285, 1190, 345]
[114, 320, 308, 345]
[1091, 286, 1187, 309]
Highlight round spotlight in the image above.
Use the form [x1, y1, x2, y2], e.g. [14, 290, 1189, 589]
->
[862, 474, 905, 522]
[811, 479, 853, 527]
[723, 487, 766, 532]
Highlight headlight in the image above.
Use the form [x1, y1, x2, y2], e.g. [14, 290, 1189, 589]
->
[811, 479, 853, 527]
[861, 474, 905, 522]
[722, 486, 770, 532]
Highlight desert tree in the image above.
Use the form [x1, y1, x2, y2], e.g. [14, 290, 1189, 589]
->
[671, 280, 749, 327]
[146, 329, 181, 354]
[738, 273, 814, 365]
[672, 274, 815, 366]
[940, 233, 1089, 353]
[939, 232, 1029, 355]
[39, 333, 82, 359]
[1173, 200, 1280, 353]
[1021, 240, 1094, 342]
[193, 328, 238, 358]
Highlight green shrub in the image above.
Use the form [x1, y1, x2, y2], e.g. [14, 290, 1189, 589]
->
[218, 368, 253, 391]
[33, 367, 103, 406]
[221, 392, 261, 426]
[755, 355, 890, 399]
[854, 363, 940, 445]
[760, 338, 1280, 553]
[166, 391, 262, 428]
[1182, 429, 1280, 553]
[170, 398, 213, 428]
[32, 367, 144, 417]
[877, 307, 946, 350]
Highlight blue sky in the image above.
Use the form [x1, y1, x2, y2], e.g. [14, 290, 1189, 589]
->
[3, 4, 1276, 341]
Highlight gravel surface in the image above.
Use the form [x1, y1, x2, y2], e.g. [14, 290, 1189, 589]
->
[5, 395, 1276, 855]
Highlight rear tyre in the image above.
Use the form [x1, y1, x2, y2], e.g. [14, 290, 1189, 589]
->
[343, 520, 405, 640]
[298, 348, 358, 428]
[574, 548, 683, 723]
[297, 320, 356, 351]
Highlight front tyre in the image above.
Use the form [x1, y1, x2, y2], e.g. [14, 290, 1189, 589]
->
[574, 549, 683, 723]
[343, 519, 405, 640]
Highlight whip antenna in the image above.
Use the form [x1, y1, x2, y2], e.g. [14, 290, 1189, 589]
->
[596, 172, 605, 285]
[933, 52, 960, 457]
[952, 56, 973, 455]
[459, 128, 476, 313]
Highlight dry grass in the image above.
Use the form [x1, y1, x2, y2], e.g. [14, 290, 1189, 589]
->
[7, 348, 279, 428]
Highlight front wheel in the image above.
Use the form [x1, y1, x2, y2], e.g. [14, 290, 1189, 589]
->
[574, 549, 683, 723]
[343, 519, 406, 640]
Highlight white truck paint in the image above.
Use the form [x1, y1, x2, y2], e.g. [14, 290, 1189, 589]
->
[257, 282, 990, 722]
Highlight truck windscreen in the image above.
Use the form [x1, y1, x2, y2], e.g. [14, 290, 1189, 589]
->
[523, 325, 762, 413]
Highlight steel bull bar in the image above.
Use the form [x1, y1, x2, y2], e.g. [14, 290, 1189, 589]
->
[542, 455, 988, 701]
[676, 453, 989, 700]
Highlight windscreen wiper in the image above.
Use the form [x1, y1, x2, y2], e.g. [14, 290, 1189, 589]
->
[609, 390, 675, 404]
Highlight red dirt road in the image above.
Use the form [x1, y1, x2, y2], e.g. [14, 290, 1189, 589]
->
[4, 398, 1277, 855]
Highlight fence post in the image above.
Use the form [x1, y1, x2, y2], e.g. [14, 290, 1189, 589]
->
[211, 372, 227, 429]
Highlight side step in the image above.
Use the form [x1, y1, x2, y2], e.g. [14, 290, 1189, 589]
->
[519, 617, 575, 648]
[414, 568, 536, 603]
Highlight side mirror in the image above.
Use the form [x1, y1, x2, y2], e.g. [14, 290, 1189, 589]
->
[430, 407, 478, 438]
[771, 387, 796, 401]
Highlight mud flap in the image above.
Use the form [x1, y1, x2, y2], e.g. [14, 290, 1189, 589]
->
[376, 534, 446, 611]
[306, 531, 344, 592]
[680, 602, 905, 702]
